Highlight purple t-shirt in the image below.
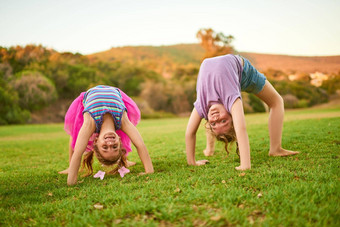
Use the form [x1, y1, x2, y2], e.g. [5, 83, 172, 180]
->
[194, 54, 243, 120]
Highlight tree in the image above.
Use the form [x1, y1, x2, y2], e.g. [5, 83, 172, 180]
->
[0, 79, 30, 124]
[321, 73, 340, 94]
[196, 28, 234, 59]
[11, 71, 58, 111]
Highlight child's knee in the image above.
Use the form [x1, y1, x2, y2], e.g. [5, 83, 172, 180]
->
[277, 95, 284, 108]
[269, 93, 284, 109]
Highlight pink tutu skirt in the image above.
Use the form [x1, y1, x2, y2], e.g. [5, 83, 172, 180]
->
[64, 88, 141, 155]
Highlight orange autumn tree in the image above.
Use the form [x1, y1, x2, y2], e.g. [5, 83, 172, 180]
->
[196, 28, 234, 60]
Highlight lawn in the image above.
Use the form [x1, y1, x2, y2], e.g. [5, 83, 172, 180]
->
[0, 105, 339, 226]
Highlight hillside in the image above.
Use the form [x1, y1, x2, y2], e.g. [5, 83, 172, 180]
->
[89, 44, 203, 65]
[89, 44, 340, 75]
[88, 44, 204, 77]
[241, 52, 340, 74]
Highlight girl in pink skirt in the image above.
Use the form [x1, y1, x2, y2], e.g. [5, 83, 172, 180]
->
[59, 85, 154, 185]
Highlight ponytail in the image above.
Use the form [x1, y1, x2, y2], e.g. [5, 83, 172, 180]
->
[82, 150, 94, 176]
[80, 143, 128, 176]
[216, 134, 237, 156]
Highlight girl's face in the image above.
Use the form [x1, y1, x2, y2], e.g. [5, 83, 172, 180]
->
[208, 104, 232, 135]
[95, 131, 121, 161]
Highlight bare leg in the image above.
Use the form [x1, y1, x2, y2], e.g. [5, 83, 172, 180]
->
[203, 128, 215, 156]
[255, 81, 299, 156]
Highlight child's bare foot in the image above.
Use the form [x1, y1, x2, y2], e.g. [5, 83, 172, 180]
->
[58, 168, 69, 174]
[203, 149, 214, 157]
[269, 148, 299, 157]
[235, 165, 251, 171]
[127, 160, 136, 167]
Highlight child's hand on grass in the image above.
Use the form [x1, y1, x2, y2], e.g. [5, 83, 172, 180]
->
[195, 160, 209, 166]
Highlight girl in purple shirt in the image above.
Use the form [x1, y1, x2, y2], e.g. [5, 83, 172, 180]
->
[186, 54, 298, 170]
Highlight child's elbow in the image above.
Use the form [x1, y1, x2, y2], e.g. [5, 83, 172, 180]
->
[185, 131, 195, 141]
[239, 125, 247, 133]
[135, 143, 148, 153]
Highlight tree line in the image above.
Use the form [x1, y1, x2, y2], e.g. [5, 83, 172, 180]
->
[0, 28, 336, 124]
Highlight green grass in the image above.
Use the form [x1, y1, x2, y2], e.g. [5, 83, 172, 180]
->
[1, 106, 339, 226]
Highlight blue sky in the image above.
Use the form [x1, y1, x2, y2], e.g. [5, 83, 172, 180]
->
[1, 0, 339, 56]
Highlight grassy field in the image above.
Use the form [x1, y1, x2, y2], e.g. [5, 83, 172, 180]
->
[0, 105, 339, 226]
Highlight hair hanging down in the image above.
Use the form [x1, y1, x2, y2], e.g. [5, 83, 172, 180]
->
[216, 133, 239, 157]
[82, 143, 128, 177]
[206, 122, 239, 156]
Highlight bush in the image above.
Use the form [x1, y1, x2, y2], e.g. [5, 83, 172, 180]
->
[11, 71, 58, 111]
[140, 81, 168, 112]
[0, 84, 30, 124]
[297, 99, 309, 108]
[283, 94, 299, 109]
[321, 73, 340, 94]
[107, 66, 163, 97]
[241, 93, 266, 113]
[65, 65, 97, 98]
[140, 80, 192, 114]
[248, 93, 266, 112]
[271, 79, 329, 107]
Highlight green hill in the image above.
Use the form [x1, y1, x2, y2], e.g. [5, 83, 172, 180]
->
[89, 43, 204, 64]
[89, 44, 340, 76]
[88, 44, 204, 77]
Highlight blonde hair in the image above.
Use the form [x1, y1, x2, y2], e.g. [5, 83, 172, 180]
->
[206, 121, 239, 156]
[82, 142, 127, 176]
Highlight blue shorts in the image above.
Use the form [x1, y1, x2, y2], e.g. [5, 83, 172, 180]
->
[239, 56, 266, 94]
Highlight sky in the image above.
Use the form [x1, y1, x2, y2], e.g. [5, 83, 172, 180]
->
[1, 0, 339, 56]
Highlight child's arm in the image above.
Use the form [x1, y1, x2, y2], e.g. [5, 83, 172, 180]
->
[203, 128, 215, 156]
[67, 113, 95, 185]
[121, 112, 154, 174]
[185, 108, 209, 165]
[231, 98, 251, 170]
[68, 137, 74, 164]
[58, 137, 74, 174]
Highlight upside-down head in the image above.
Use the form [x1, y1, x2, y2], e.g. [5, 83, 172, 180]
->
[82, 131, 127, 176]
[207, 103, 238, 155]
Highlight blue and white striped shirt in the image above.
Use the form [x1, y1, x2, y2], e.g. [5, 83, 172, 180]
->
[83, 85, 127, 133]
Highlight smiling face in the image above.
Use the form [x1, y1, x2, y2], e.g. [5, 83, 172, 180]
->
[95, 131, 121, 161]
[208, 104, 233, 135]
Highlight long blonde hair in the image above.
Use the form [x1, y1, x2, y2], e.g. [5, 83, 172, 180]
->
[206, 122, 239, 156]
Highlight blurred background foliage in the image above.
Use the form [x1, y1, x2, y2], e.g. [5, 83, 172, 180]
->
[0, 28, 338, 124]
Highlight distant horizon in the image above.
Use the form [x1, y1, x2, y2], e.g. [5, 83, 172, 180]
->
[1, 0, 339, 57]
[4, 42, 337, 58]
[100, 43, 340, 57]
